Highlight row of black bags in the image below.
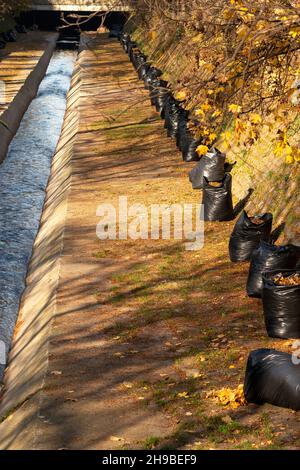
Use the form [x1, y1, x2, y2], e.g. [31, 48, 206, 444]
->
[230, 211, 300, 336]
[122, 34, 237, 222]
[119, 33, 300, 412]
[229, 212, 300, 409]
[120, 33, 203, 162]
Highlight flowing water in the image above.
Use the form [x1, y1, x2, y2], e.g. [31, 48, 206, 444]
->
[0, 49, 76, 378]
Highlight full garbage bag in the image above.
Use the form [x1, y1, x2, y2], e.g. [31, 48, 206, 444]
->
[176, 117, 188, 150]
[149, 80, 170, 114]
[202, 174, 234, 221]
[133, 52, 147, 74]
[127, 40, 137, 58]
[188, 148, 226, 190]
[246, 241, 300, 298]
[136, 56, 149, 80]
[262, 270, 300, 339]
[144, 67, 163, 90]
[149, 79, 163, 106]
[120, 32, 130, 51]
[164, 98, 182, 138]
[244, 348, 300, 410]
[229, 211, 273, 262]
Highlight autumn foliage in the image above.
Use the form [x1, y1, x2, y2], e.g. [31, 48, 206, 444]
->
[0, 0, 30, 21]
[132, 0, 300, 163]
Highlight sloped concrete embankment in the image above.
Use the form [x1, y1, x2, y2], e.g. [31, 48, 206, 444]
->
[0, 41, 81, 448]
[0, 33, 58, 164]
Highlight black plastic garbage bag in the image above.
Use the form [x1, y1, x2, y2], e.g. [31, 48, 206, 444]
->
[136, 55, 148, 79]
[139, 62, 150, 80]
[176, 117, 189, 150]
[246, 241, 300, 298]
[181, 131, 201, 162]
[149, 80, 170, 113]
[16, 24, 27, 34]
[229, 211, 273, 262]
[127, 41, 137, 59]
[262, 270, 300, 339]
[129, 47, 140, 65]
[164, 98, 182, 138]
[244, 348, 300, 410]
[188, 147, 226, 190]
[144, 67, 163, 90]
[202, 174, 234, 221]
[3, 31, 16, 42]
[120, 33, 130, 52]
[149, 78, 163, 106]
[132, 51, 147, 72]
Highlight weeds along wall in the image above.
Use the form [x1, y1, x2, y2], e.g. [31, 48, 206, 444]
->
[126, 1, 300, 245]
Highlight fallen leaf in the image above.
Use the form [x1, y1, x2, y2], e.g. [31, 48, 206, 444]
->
[123, 382, 133, 389]
[178, 391, 189, 398]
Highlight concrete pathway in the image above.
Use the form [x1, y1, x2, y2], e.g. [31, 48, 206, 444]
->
[0, 32, 57, 114]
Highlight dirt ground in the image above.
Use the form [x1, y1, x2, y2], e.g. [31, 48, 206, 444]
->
[0, 34, 299, 450]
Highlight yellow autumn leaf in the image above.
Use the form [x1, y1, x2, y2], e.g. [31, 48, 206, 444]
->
[178, 391, 189, 398]
[192, 33, 203, 43]
[199, 59, 207, 67]
[249, 113, 262, 124]
[234, 118, 246, 139]
[237, 24, 250, 40]
[196, 145, 209, 156]
[212, 110, 222, 118]
[195, 109, 205, 117]
[201, 102, 212, 112]
[149, 31, 157, 41]
[175, 90, 187, 101]
[221, 130, 232, 142]
[289, 27, 300, 38]
[228, 104, 242, 114]
[208, 132, 217, 143]
[286, 154, 295, 164]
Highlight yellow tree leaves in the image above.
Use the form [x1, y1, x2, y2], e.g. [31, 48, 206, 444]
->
[274, 130, 300, 164]
[249, 113, 262, 125]
[175, 1, 300, 164]
[206, 384, 247, 409]
[175, 90, 187, 101]
[196, 144, 209, 156]
[228, 104, 242, 114]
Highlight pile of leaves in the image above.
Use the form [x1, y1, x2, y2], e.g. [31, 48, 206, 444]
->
[272, 272, 300, 286]
[206, 384, 247, 409]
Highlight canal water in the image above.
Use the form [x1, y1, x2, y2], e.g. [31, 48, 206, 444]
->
[0, 49, 76, 378]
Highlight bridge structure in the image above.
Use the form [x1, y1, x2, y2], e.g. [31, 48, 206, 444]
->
[30, 0, 135, 11]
